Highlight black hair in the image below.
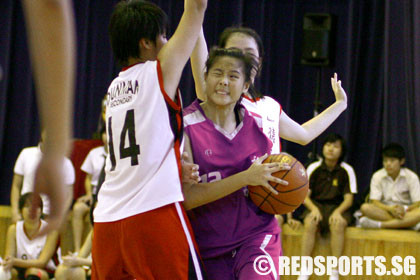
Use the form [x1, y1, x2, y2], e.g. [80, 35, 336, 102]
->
[382, 143, 405, 160]
[19, 192, 43, 212]
[205, 47, 259, 100]
[205, 47, 258, 86]
[321, 133, 347, 163]
[217, 26, 264, 99]
[109, 0, 168, 67]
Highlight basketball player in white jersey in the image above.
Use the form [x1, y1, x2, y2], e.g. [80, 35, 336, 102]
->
[21, 0, 76, 235]
[192, 26, 347, 152]
[91, 1, 207, 279]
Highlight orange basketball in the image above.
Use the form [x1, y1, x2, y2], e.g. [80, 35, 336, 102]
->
[248, 153, 309, 214]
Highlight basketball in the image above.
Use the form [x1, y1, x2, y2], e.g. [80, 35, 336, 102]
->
[248, 153, 309, 214]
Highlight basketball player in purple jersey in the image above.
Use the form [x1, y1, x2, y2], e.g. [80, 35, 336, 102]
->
[183, 47, 290, 280]
[191, 26, 347, 227]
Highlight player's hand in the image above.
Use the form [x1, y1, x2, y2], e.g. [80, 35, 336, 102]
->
[246, 153, 290, 195]
[329, 211, 345, 226]
[181, 152, 201, 184]
[389, 205, 405, 219]
[287, 218, 302, 231]
[31, 154, 68, 236]
[331, 73, 347, 106]
[308, 208, 322, 223]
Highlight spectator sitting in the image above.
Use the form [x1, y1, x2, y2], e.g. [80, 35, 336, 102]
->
[360, 143, 420, 230]
[297, 133, 357, 280]
[2, 193, 62, 280]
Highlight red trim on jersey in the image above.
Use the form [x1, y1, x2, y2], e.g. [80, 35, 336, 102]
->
[156, 59, 183, 184]
[156, 60, 182, 111]
[249, 111, 262, 119]
[174, 139, 183, 184]
[121, 62, 142, 72]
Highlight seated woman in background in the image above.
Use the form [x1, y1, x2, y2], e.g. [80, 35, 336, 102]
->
[2, 192, 61, 280]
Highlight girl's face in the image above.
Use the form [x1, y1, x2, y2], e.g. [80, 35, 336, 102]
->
[21, 201, 41, 222]
[322, 140, 342, 162]
[205, 56, 249, 107]
[224, 33, 260, 80]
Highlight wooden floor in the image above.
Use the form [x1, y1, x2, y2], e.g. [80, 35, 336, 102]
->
[281, 224, 420, 279]
[1, 205, 419, 279]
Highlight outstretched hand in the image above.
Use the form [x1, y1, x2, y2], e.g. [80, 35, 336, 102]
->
[31, 154, 67, 236]
[246, 153, 290, 195]
[331, 73, 347, 106]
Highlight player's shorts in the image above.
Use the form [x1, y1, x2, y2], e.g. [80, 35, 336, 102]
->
[91, 202, 205, 280]
[203, 232, 281, 280]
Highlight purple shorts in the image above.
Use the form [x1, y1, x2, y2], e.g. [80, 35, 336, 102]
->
[203, 232, 282, 280]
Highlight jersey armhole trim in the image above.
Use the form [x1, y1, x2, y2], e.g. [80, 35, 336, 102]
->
[156, 60, 181, 111]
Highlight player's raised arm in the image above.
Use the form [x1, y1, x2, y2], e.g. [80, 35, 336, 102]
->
[191, 28, 209, 101]
[158, 0, 207, 100]
[279, 73, 347, 145]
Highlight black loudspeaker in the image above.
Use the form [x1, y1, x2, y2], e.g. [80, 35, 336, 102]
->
[301, 13, 335, 67]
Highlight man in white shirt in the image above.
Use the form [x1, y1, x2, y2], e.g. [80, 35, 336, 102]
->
[360, 143, 420, 230]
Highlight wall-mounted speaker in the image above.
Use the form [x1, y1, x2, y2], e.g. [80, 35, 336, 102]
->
[301, 13, 336, 67]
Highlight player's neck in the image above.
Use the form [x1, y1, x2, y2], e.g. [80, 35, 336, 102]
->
[201, 102, 238, 133]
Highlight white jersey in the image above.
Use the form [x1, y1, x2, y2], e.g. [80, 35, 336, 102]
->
[16, 220, 61, 270]
[13, 146, 75, 214]
[94, 60, 184, 222]
[241, 95, 281, 154]
[80, 145, 106, 187]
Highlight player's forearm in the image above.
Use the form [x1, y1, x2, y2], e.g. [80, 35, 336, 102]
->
[299, 100, 347, 145]
[191, 28, 208, 101]
[183, 171, 249, 210]
[186, 0, 208, 12]
[22, 0, 75, 156]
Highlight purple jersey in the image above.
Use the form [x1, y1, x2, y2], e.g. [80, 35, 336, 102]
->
[183, 100, 280, 259]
